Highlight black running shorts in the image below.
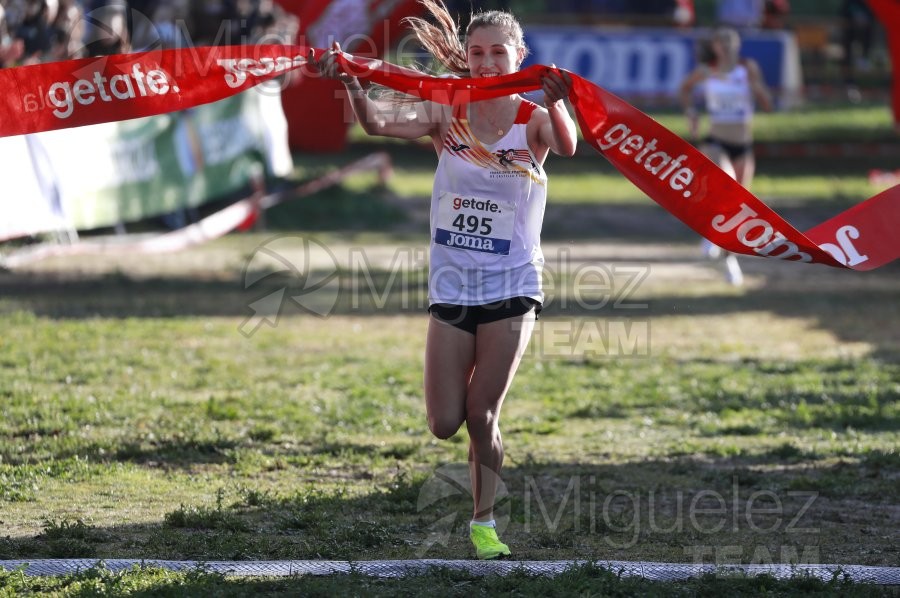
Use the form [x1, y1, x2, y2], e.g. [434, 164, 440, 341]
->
[428, 296, 542, 335]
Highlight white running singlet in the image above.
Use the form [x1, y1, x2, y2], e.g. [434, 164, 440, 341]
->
[704, 63, 754, 125]
[429, 99, 547, 306]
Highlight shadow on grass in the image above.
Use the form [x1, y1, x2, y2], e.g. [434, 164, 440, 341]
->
[640, 285, 900, 364]
[0, 451, 896, 567]
[2, 261, 897, 357]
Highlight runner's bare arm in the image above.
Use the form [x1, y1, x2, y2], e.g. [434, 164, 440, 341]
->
[746, 59, 774, 112]
[679, 68, 706, 139]
[343, 79, 443, 139]
[535, 68, 577, 157]
[310, 41, 442, 140]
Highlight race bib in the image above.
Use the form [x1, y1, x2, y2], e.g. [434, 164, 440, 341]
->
[434, 191, 516, 255]
[709, 91, 751, 121]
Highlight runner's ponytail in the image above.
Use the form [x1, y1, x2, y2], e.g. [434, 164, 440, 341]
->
[404, 0, 530, 74]
[404, 0, 468, 74]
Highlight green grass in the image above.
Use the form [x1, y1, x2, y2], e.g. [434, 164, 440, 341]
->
[2, 97, 899, 593]
[325, 102, 897, 209]
[0, 229, 898, 594]
[294, 148, 886, 209]
[650, 103, 895, 143]
[348, 103, 897, 145]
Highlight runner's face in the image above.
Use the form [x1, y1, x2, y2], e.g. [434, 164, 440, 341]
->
[712, 35, 738, 63]
[466, 26, 521, 78]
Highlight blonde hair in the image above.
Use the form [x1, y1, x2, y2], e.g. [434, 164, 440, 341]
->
[712, 27, 741, 59]
[404, 0, 529, 75]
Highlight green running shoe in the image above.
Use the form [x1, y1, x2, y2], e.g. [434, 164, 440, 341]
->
[469, 524, 511, 560]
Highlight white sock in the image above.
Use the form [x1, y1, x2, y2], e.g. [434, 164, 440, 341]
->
[470, 519, 496, 528]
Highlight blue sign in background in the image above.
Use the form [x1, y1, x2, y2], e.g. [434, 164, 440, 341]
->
[522, 27, 796, 100]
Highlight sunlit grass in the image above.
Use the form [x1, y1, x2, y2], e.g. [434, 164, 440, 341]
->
[651, 103, 894, 142]
[2, 107, 898, 593]
[321, 162, 879, 206]
[1, 233, 897, 584]
[346, 103, 896, 144]
[311, 102, 895, 207]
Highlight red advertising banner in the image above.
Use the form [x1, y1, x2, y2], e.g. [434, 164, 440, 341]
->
[0, 45, 896, 270]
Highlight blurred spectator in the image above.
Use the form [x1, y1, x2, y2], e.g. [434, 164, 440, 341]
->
[189, 1, 229, 46]
[840, 0, 875, 87]
[187, 0, 294, 46]
[674, 0, 695, 27]
[16, 0, 54, 63]
[253, 0, 297, 44]
[0, 0, 294, 70]
[147, 1, 193, 49]
[716, 0, 763, 28]
[0, 3, 26, 66]
[80, 0, 130, 56]
[762, 0, 789, 28]
[125, 0, 192, 48]
[226, 0, 258, 43]
[51, 0, 85, 58]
